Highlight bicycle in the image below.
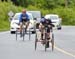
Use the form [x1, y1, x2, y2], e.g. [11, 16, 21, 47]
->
[16, 21, 31, 41]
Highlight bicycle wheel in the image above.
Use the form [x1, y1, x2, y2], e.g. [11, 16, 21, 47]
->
[51, 33, 54, 51]
[29, 29, 31, 40]
[16, 30, 17, 41]
[35, 32, 37, 50]
[23, 28, 25, 41]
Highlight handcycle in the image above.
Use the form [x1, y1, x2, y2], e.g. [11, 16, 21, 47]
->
[35, 25, 54, 51]
[15, 21, 31, 41]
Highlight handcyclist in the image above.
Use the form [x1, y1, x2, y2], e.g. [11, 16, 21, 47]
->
[39, 17, 54, 48]
[19, 9, 30, 37]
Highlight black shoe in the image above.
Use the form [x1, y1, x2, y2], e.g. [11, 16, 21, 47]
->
[47, 38, 50, 40]
[41, 40, 45, 45]
[46, 44, 49, 48]
[46, 42, 49, 48]
[20, 32, 22, 37]
[46, 45, 49, 48]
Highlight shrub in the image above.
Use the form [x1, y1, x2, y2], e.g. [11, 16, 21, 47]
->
[0, 2, 23, 31]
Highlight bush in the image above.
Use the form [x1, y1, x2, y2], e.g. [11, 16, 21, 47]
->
[27, 6, 75, 25]
[0, 2, 75, 31]
[49, 8, 75, 25]
[35, 7, 75, 25]
[0, 2, 23, 31]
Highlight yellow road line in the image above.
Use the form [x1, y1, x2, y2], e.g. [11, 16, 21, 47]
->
[37, 32, 75, 58]
[54, 45, 75, 58]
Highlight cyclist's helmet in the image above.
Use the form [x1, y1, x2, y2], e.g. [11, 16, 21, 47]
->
[44, 16, 50, 20]
[45, 18, 49, 21]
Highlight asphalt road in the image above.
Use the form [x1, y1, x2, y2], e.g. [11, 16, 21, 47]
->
[0, 26, 75, 59]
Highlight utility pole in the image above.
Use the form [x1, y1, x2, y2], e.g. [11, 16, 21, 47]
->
[65, 0, 68, 8]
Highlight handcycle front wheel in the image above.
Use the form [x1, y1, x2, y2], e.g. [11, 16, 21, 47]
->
[45, 39, 47, 52]
[44, 28, 48, 52]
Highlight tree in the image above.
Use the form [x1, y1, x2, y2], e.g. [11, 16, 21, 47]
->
[11, 0, 75, 9]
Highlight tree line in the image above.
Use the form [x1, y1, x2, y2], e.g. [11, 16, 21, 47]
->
[11, 0, 75, 9]
[1, 0, 75, 9]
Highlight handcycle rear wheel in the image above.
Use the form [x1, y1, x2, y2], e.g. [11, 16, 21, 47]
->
[35, 32, 37, 50]
[29, 29, 31, 40]
[44, 27, 48, 51]
[16, 30, 18, 41]
[51, 33, 54, 51]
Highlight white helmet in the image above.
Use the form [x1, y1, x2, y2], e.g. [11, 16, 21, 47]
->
[44, 15, 50, 20]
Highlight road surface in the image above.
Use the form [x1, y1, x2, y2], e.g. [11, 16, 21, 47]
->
[0, 26, 75, 59]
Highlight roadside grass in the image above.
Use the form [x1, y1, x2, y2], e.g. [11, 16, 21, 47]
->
[0, 20, 10, 32]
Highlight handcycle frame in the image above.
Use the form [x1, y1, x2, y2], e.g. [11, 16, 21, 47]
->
[35, 26, 54, 51]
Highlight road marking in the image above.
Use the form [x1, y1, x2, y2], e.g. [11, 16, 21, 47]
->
[37, 31, 75, 58]
[54, 45, 75, 58]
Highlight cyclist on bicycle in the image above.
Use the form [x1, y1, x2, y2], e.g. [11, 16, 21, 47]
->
[39, 17, 54, 48]
[19, 9, 30, 37]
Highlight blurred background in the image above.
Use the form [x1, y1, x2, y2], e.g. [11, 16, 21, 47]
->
[0, 0, 75, 31]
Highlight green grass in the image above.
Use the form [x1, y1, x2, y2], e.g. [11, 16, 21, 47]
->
[0, 20, 10, 32]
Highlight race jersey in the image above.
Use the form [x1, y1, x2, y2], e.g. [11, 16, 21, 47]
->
[19, 13, 29, 22]
[41, 19, 52, 26]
